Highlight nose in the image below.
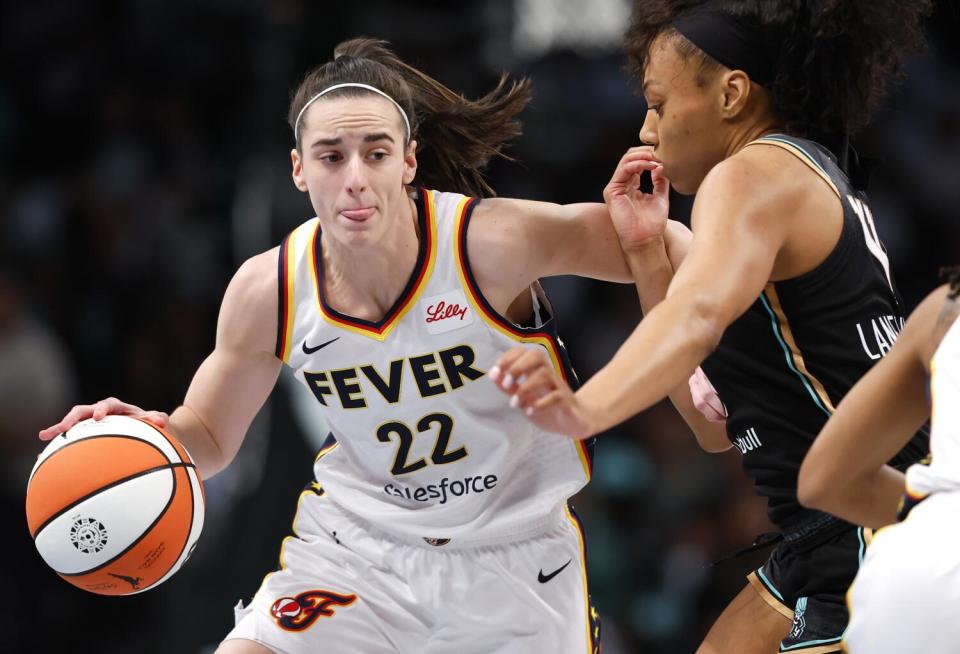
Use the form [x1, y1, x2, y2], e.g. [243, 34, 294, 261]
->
[639, 110, 658, 147]
[345, 154, 367, 194]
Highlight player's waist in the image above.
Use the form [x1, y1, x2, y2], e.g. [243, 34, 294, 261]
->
[320, 488, 572, 549]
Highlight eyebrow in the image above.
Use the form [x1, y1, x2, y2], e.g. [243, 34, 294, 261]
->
[310, 132, 396, 148]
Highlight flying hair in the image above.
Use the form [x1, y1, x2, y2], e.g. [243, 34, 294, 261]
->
[288, 38, 532, 198]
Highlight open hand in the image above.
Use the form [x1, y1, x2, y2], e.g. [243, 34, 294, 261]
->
[38, 397, 169, 440]
[489, 347, 596, 440]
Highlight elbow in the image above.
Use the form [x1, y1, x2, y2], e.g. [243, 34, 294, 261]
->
[797, 458, 832, 512]
[700, 439, 733, 454]
[686, 295, 726, 357]
[690, 421, 733, 454]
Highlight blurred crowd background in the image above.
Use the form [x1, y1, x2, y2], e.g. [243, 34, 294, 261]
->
[3, 1, 959, 652]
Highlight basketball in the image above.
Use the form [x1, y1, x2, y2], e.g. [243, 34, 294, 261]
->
[25, 415, 205, 595]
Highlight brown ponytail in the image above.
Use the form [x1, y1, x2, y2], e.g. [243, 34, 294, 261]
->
[288, 37, 531, 198]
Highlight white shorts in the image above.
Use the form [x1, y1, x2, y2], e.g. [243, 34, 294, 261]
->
[844, 489, 960, 653]
[225, 486, 600, 654]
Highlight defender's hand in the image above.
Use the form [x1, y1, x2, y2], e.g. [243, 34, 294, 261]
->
[604, 147, 670, 252]
[490, 347, 597, 440]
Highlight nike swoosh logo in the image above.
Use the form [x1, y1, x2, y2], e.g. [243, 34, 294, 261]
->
[538, 558, 572, 583]
[302, 337, 341, 355]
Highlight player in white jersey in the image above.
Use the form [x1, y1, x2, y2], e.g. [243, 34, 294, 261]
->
[797, 274, 960, 652]
[38, 38, 693, 653]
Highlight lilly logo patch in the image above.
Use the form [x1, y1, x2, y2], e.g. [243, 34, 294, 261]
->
[422, 290, 474, 335]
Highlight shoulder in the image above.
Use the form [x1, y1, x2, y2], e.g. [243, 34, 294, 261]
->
[704, 146, 808, 204]
[228, 247, 279, 303]
[463, 197, 541, 254]
[217, 247, 280, 353]
[693, 145, 813, 230]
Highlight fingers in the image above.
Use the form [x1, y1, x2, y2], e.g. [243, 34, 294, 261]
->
[508, 366, 562, 413]
[619, 146, 659, 162]
[606, 150, 665, 202]
[38, 403, 96, 440]
[532, 389, 567, 411]
[37, 397, 152, 441]
[493, 348, 554, 392]
[92, 396, 138, 420]
[491, 348, 566, 414]
[140, 411, 170, 428]
[650, 164, 670, 197]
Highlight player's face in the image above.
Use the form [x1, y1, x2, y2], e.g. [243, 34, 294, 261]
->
[639, 35, 730, 195]
[291, 95, 417, 247]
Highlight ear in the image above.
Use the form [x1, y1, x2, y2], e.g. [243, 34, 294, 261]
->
[291, 148, 309, 192]
[720, 70, 752, 119]
[402, 139, 418, 186]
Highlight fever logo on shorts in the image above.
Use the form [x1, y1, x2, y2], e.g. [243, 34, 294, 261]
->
[269, 590, 358, 631]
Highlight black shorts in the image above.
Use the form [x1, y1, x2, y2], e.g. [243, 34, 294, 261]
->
[747, 520, 872, 653]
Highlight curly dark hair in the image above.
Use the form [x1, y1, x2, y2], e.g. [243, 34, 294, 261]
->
[289, 38, 531, 198]
[623, 0, 932, 138]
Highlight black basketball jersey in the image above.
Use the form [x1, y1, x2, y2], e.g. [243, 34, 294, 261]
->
[699, 134, 928, 529]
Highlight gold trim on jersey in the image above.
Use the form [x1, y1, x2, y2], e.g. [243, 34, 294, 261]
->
[747, 570, 795, 620]
[564, 505, 597, 653]
[762, 283, 838, 413]
[791, 643, 844, 654]
[306, 190, 439, 341]
[746, 136, 841, 199]
[314, 439, 340, 463]
[452, 198, 593, 479]
[279, 224, 301, 363]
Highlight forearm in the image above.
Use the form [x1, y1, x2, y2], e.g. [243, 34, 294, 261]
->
[169, 345, 281, 480]
[577, 293, 721, 436]
[624, 237, 673, 311]
[624, 242, 731, 452]
[806, 465, 905, 529]
[167, 404, 229, 480]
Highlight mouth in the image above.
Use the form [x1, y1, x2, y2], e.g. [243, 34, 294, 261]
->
[339, 207, 376, 221]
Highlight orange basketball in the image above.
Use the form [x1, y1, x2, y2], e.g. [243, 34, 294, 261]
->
[26, 415, 205, 595]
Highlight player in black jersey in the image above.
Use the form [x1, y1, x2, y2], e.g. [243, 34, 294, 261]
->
[492, 1, 931, 652]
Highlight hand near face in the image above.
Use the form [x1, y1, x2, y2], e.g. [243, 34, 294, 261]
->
[489, 347, 596, 440]
[604, 147, 669, 252]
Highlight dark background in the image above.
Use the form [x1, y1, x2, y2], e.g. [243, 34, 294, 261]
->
[3, 1, 959, 652]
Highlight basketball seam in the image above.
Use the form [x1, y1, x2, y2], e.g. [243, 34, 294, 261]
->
[30, 433, 182, 484]
[53, 464, 187, 578]
[139, 465, 198, 593]
[32, 461, 194, 541]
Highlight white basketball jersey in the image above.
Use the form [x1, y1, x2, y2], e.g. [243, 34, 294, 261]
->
[906, 314, 960, 496]
[275, 188, 592, 542]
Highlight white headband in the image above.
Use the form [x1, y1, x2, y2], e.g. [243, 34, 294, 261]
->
[293, 82, 412, 145]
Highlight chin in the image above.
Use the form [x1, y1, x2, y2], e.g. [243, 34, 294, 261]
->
[671, 177, 698, 196]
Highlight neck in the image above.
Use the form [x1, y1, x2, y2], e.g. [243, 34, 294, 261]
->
[724, 118, 781, 159]
[321, 194, 420, 318]
[722, 87, 782, 159]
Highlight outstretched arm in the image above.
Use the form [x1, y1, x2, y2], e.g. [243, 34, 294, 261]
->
[798, 286, 944, 528]
[464, 157, 664, 314]
[39, 250, 283, 480]
[492, 152, 792, 439]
